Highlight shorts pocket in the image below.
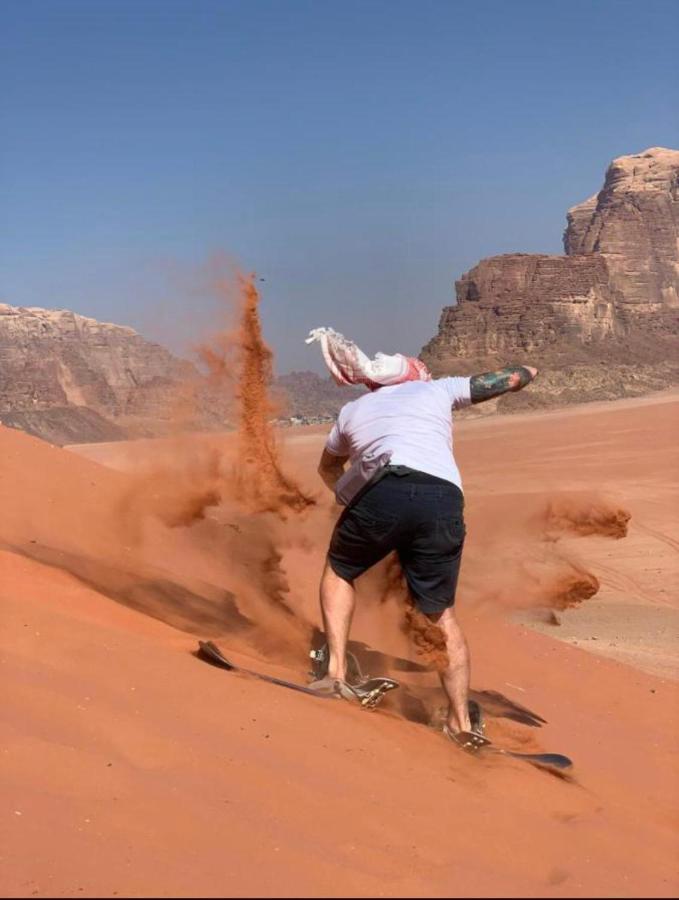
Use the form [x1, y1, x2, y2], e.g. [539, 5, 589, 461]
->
[343, 503, 400, 542]
[435, 514, 466, 549]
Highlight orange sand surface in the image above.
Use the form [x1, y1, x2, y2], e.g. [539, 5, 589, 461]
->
[2, 391, 678, 897]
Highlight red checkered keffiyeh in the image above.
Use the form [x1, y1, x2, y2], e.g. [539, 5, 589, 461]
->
[305, 327, 431, 390]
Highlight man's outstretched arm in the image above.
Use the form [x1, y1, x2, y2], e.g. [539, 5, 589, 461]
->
[469, 365, 538, 404]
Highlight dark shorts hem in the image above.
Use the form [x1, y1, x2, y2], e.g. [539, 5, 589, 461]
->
[327, 554, 362, 585]
[328, 552, 462, 614]
[409, 594, 456, 616]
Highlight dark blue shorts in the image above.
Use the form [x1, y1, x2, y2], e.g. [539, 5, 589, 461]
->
[328, 470, 466, 615]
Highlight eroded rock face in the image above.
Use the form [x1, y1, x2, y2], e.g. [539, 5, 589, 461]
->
[563, 195, 598, 255]
[0, 304, 192, 410]
[0, 304, 229, 443]
[422, 147, 679, 403]
[0, 303, 358, 444]
[426, 253, 624, 370]
[565, 147, 679, 316]
[0, 407, 127, 445]
[273, 371, 361, 419]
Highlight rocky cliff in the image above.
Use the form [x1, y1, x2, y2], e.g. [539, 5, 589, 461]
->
[564, 148, 679, 317]
[274, 371, 361, 420]
[0, 304, 230, 444]
[421, 147, 679, 409]
[0, 303, 355, 445]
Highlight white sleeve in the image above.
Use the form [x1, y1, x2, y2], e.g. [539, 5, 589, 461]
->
[325, 419, 349, 456]
[437, 376, 472, 410]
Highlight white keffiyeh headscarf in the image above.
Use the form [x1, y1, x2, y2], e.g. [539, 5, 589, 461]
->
[305, 327, 431, 390]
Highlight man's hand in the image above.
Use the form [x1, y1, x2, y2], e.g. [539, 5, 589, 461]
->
[470, 365, 538, 404]
[318, 448, 348, 491]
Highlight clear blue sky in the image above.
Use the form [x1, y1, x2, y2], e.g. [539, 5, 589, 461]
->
[2, 0, 678, 373]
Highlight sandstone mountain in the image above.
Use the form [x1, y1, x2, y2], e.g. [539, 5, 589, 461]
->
[0, 303, 231, 444]
[0, 303, 350, 444]
[273, 371, 361, 420]
[421, 147, 679, 411]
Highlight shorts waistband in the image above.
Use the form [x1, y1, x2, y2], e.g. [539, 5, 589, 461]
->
[373, 467, 463, 501]
[383, 465, 457, 487]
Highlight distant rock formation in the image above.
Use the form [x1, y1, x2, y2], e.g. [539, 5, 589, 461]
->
[0, 303, 353, 445]
[0, 303, 230, 444]
[421, 147, 679, 409]
[0, 407, 127, 445]
[564, 148, 679, 317]
[274, 371, 361, 420]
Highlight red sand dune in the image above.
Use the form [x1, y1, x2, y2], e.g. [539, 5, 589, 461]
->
[1, 390, 678, 897]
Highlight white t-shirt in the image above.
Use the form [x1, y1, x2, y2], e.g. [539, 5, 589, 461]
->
[325, 377, 471, 490]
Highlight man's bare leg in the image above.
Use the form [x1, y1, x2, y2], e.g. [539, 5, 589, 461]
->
[320, 559, 356, 681]
[427, 607, 471, 733]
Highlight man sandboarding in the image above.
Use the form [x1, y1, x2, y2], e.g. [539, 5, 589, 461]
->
[306, 327, 538, 745]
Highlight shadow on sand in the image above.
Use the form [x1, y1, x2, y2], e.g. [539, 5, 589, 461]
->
[7, 541, 253, 637]
[309, 626, 547, 728]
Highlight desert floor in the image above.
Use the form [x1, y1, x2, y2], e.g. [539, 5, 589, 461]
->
[2, 389, 678, 897]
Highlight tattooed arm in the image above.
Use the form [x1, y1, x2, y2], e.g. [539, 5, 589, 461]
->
[469, 365, 538, 404]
